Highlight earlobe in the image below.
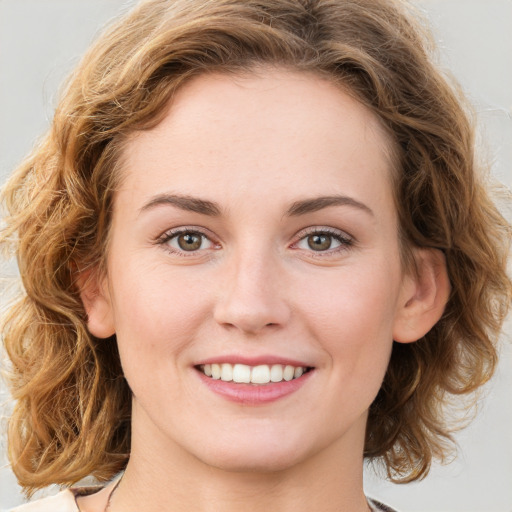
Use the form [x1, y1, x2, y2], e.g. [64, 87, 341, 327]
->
[393, 248, 450, 344]
[77, 269, 116, 339]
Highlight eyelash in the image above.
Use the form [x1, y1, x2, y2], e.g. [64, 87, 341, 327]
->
[155, 226, 354, 257]
[156, 227, 219, 257]
[291, 227, 354, 257]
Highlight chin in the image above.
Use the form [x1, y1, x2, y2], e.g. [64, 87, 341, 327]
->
[202, 450, 306, 474]
[188, 430, 315, 474]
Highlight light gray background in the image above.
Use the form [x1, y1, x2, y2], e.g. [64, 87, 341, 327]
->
[1, 0, 511, 510]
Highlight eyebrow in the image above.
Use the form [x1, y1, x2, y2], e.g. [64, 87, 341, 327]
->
[140, 194, 221, 216]
[286, 195, 374, 217]
[139, 193, 373, 218]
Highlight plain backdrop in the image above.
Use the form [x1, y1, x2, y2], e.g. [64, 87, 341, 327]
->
[1, 0, 511, 510]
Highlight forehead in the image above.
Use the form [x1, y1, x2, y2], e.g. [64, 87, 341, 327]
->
[118, 68, 397, 214]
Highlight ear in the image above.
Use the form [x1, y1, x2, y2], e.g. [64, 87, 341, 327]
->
[77, 268, 116, 339]
[393, 248, 450, 344]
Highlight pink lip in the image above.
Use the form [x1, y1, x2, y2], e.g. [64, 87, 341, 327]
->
[195, 368, 314, 405]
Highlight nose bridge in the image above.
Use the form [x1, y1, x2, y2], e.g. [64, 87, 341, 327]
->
[213, 240, 290, 333]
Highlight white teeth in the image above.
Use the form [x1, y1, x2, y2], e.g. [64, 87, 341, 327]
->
[283, 365, 295, 381]
[200, 363, 309, 384]
[221, 363, 233, 381]
[251, 365, 270, 384]
[270, 364, 283, 382]
[233, 364, 251, 383]
[211, 363, 221, 380]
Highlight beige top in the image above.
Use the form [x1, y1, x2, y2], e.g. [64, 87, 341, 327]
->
[8, 489, 78, 511]
[8, 488, 397, 512]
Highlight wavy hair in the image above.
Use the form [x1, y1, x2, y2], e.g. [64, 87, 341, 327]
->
[1, 0, 510, 494]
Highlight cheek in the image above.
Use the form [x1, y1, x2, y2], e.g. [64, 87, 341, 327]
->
[295, 263, 400, 379]
[111, 257, 211, 329]
[302, 265, 399, 333]
[108, 263, 212, 378]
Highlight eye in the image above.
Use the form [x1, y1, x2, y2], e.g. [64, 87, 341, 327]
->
[158, 229, 217, 254]
[294, 228, 353, 253]
[173, 232, 207, 251]
[304, 233, 339, 251]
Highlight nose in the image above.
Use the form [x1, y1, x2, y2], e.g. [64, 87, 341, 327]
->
[213, 250, 291, 334]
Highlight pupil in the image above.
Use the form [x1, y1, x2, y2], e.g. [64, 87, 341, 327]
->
[178, 233, 202, 251]
[308, 234, 331, 251]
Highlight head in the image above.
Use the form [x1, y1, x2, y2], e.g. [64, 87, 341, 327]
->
[1, 0, 510, 493]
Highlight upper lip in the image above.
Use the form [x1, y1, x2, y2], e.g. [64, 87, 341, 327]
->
[195, 355, 313, 367]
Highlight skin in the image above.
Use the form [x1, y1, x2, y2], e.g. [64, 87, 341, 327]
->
[80, 68, 449, 512]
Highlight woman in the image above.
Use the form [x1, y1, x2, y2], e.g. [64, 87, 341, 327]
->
[1, 0, 510, 511]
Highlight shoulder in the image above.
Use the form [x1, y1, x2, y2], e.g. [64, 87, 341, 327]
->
[368, 497, 399, 512]
[6, 487, 97, 512]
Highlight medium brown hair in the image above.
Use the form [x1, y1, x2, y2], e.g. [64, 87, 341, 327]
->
[1, 0, 510, 494]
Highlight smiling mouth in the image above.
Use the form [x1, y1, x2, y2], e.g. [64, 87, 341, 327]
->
[197, 363, 313, 385]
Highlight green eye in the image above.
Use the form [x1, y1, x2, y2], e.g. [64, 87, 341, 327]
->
[165, 231, 214, 252]
[176, 232, 203, 251]
[307, 234, 333, 251]
[295, 229, 352, 254]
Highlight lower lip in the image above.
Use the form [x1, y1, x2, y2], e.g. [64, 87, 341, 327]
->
[196, 369, 314, 405]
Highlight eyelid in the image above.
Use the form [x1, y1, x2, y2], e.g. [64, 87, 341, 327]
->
[290, 226, 355, 254]
[155, 226, 221, 255]
[154, 225, 354, 258]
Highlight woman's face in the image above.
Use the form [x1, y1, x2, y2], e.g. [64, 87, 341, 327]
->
[87, 69, 417, 473]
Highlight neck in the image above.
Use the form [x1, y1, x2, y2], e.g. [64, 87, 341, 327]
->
[110, 407, 370, 512]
